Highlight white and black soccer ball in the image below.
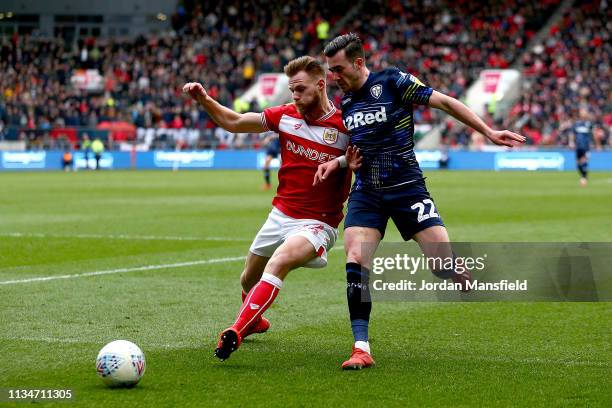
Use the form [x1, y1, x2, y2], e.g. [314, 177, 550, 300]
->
[96, 340, 146, 387]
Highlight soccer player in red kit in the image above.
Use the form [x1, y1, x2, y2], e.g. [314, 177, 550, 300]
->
[183, 56, 360, 361]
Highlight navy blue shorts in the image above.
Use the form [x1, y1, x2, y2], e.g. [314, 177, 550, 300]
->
[344, 180, 445, 240]
[576, 148, 588, 160]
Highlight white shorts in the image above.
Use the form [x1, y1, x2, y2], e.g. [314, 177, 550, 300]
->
[249, 207, 338, 268]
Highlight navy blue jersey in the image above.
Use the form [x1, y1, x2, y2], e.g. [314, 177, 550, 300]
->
[341, 67, 433, 190]
[573, 120, 593, 151]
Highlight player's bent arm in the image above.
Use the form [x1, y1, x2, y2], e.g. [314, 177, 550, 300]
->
[262, 133, 279, 145]
[594, 128, 602, 150]
[199, 98, 265, 133]
[428, 90, 493, 138]
[183, 82, 265, 133]
[568, 132, 575, 149]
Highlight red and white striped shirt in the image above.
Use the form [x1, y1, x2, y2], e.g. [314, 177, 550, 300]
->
[261, 102, 351, 228]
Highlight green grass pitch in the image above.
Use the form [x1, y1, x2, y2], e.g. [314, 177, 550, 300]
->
[0, 170, 610, 407]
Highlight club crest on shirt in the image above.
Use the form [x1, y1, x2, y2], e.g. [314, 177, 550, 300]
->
[370, 84, 382, 99]
[323, 128, 338, 144]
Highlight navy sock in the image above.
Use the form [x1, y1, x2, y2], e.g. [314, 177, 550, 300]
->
[351, 319, 369, 343]
[346, 262, 371, 343]
[264, 169, 271, 184]
[578, 163, 588, 178]
[431, 252, 457, 279]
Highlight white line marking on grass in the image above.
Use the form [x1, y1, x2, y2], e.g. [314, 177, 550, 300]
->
[423, 354, 610, 368]
[0, 335, 193, 349]
[2, 336, 611, 365]
[0, 256, 246, 286]
[0, 242, 344, 285]
[591, 178, 612, 184]
[2, 336, 92, 344]
[0, 232, 249, 242]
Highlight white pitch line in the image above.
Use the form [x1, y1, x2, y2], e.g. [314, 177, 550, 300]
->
[591, 178, 612, 184]
[2, 336, 610, 366]
[0, 232, 249, 242]
[0, 242, 344, 285]
[0, 335, 195, 349]
[0, 256, 246, 286]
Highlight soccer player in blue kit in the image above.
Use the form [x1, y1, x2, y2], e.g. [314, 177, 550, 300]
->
[315, 33, 526, 369]
[569, 109, 600, 186]
[261, 133, 280, 190]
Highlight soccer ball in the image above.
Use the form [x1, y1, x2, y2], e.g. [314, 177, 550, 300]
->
[96, 340, 146, 387]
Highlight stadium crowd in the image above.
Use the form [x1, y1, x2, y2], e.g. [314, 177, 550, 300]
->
[0, 0, 351, 149]
[0, 0, 608, 150]
[332, 0, 561, 126]
[506, 0, 610, 147]
[439, 0, 610, 147]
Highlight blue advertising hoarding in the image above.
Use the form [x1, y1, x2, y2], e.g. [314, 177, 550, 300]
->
[1, 150, 611, 171]
[494, 152, 565, 171]
[1, 151, 48, 169]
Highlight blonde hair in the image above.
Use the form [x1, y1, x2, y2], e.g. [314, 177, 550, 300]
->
[283, 56, 325, 79]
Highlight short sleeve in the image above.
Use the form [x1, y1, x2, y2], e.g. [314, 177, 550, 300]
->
[392, 68, 433, 106]
[262, 105, 288, 133]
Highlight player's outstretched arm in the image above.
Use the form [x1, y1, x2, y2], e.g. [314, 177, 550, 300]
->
[568, 132, 576, 149]
[428, 90, 526, 147]
[182, 82, 265, 133]
[262, 133, 279, 145]
[313, 146, 361, 186]
[594, 127, 602, 151]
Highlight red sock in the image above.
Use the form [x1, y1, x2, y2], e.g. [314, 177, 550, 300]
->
[242, 287, 262, 325]
[232, 273, 282, 335]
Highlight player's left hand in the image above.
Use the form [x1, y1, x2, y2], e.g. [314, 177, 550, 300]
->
[346, 145, 362, 172]
[487, 130, 526, 147]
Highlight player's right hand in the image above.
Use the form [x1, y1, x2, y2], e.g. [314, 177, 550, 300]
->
[313, 159, 339, 186]
[313, 146, 362, 186]
[487, 130, 526, 147]
[182, 82, 208, 103]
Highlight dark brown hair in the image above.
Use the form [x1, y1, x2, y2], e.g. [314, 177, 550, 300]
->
[323, 33, 364, 61]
